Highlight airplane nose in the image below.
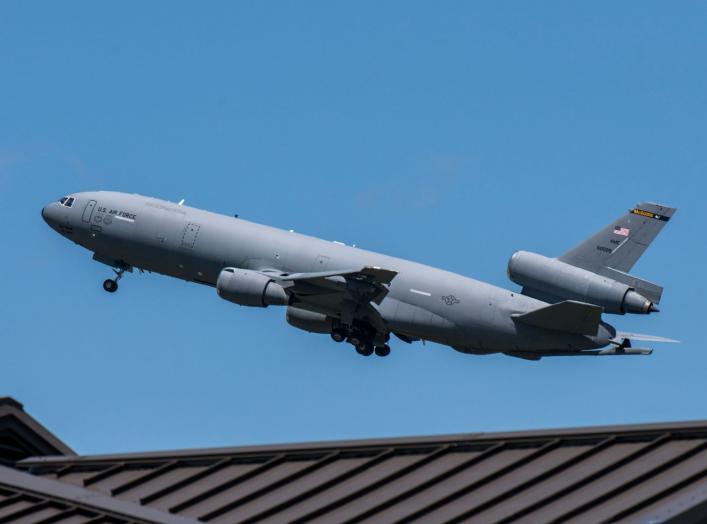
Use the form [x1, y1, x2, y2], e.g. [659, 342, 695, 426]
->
[42, 206, 51, 226]
[41, 203, 59, 227]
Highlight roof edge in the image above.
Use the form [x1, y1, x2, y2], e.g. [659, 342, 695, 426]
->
[0, 397, 75, 460]
[18, 418, 707, 466]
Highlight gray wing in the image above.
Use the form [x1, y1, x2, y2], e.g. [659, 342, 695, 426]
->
[266, 266, 398, 331]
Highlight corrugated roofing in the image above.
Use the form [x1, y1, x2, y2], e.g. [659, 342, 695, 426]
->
[0, 397, 74, 465]
[0, 464, 198, 523]
[15, 420, 707, 523]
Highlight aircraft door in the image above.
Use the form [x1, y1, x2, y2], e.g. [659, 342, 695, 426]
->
[82, 200, 97, 223]
[181, 223, 201, 249]
[175, 222, 202, 281]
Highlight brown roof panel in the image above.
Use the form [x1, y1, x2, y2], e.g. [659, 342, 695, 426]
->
[0, 397, 74, 465]
[0, 464, 199, 523]
[12, 419, 707, 524]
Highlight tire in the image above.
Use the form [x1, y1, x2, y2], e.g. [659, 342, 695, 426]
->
[374, 344, 391, 357]
[331, 330, 346, 343]
[356, 343, 374, 357]
[103, 279, 118, 293]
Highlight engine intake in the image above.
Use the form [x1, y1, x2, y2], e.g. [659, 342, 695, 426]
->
[507, 251, 655, 314]
[216, 268, 288, 307]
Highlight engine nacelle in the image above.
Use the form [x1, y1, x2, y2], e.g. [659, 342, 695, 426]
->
[216, 268, 288, 307]
[507, 251, 655, 314]
[285, 306, 334, 334]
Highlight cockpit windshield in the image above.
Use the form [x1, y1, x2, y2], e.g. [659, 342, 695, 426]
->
[59, 196, 75, 207]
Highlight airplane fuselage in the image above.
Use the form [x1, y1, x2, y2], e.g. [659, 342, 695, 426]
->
[42, 191, 614, 357]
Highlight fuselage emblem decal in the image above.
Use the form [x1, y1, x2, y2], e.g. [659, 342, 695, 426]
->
[442, 295, 460, 306]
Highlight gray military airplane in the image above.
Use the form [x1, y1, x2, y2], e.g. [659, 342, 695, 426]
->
[42, 192, 677, 359]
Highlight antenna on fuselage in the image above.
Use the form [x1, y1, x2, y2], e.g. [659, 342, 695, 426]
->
[178, 199, 185, 206]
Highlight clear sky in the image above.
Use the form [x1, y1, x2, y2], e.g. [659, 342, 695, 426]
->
[2, 1, 705, 455]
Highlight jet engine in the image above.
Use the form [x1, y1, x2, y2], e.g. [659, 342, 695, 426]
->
[507, 251, 656, 314]
[285, 307, 334, 334]
[216, 268, 288, 307]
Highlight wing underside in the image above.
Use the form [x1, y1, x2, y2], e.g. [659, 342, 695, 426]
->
[265, 266, 398, 331]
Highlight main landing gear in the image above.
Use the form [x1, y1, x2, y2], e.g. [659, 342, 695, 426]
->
[331, 327, 391, 357]
[103, 268, 125, 293]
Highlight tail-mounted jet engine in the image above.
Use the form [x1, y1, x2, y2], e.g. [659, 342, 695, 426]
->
[507, 251, 657, 314]
[216, 268, 288, 307]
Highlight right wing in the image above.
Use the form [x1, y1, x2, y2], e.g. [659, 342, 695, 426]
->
[264, 266, 398, 331]
[273, 266, 397, 305]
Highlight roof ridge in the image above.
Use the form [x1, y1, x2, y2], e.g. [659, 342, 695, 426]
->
[0, 398, 75, 463]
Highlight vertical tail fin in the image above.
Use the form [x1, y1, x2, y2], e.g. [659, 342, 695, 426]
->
[559, 202, 676, 274]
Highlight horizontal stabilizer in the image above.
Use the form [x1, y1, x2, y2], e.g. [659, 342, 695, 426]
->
[600, 268, 664, 304]
[616, 332, 680, 343]
[512, 300, 602, 336]
[599, 347, 652, 356]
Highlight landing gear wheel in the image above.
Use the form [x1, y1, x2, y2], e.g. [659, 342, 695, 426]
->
[374, 344, 391, 357]
[331, 329, 346, 343]
[103, 279, 118, 293]
[356, 343, 374, 357]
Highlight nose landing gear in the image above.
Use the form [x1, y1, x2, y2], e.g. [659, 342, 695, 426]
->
[103, 268, 125, 293]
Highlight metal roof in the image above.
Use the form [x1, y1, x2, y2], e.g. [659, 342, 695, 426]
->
[0, 464, 198, 523]
[10, 418, 707, 523]
[0, 397, 74, 465]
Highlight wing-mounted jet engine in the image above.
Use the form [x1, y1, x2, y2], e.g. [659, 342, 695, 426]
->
[508, 202, 675, 315]
[216, 265, 397, 356]
[216, 268, 289, 307]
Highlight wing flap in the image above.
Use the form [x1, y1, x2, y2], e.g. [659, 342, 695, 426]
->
[278, 266, 397, 284]
[512, 300, 602, 336]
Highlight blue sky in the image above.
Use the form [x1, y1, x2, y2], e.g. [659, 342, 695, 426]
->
[1, 1, 705, 455]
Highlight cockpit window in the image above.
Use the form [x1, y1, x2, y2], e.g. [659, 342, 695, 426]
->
[59, 196, 75, 207]
[60, 197, 67, 205]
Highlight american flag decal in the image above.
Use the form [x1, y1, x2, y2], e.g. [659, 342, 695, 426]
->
[614, 226, 630, 237]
